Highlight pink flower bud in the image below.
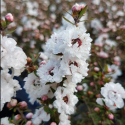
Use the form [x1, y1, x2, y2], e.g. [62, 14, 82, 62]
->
[26, 121, 32, 125]
[10, 99, 17, 107]
[50, 122, 57, 125]
[41, 95, 48, 101]
[94, 107, 100, 112]
[97, 51, 109, 58]
[15, 114, 21, 121]
[26, 113, 33, 119]
[76, 85, 83, 91]
[19, 101, 27, 108]
[94, 62, 97, 66]
[90, 82, 94, 86]
[80, 4, 85, 9]
[72, 3, 81, 12]
[107, 67, 112, 72]
[108, 113, 114, 120]
[94, 67, 100, 72]
[5, 13, 14, 22]
[116, 36, 121, 40]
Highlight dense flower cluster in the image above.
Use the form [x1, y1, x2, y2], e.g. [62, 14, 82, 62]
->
[24, 3, 92, 124]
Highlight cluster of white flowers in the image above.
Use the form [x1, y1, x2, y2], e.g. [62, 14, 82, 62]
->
[96, 82, 125, 111]
[1, 33, 27, 111]
[24, 3, 92, 124]
[1, 117, 14, 125]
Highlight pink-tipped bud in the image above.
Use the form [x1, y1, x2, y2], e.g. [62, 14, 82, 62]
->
[94, 62, 97, 66]
[19, 101, 27, 108]
[97, 51, 109, 58]
[108, 113, 114, 120]
[94, 67, 100, 72]
[72, 3, 81, 12]
[7, 102, 12, 109]
[50, 122, 57, 125]
[90, 82, 94, 86]
[15, 114, 21, 121]
[10, 99, 17, 107]
[76, 85, 83, 91]
[107, 67, 112, 73]
[41, 95, 48, 101]
[26, 113, 33, 119]
[94, 107, 100, 112]
[26, 121, 32, 125]
[5, 13, 14, 22]
[80, 4, 85, 9]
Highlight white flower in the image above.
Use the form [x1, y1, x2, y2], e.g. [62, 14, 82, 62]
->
[92, 0, 100, 5]
[1, 70, 21, 111]
[26, 1, 39, 16]
[1, 35, 27, 76]
[32, 107, 50, 125]
[25, 19, 39, 30]
[60, 57, 89, 83]
[37, 59, 63, 85]
[83, 83, 88, 92]
[91, 19, 103, 31]
[53, 87, 78, 114]
[24, 73, 50, 104]
[105, 64, 122, 82]
[46, 25, 92, 60]
[59, 112, 71, 125]
[96, 82, 125, 110]
[1, 117, 14, 125]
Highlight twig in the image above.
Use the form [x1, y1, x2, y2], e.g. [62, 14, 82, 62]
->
[17, 108, 27, 122]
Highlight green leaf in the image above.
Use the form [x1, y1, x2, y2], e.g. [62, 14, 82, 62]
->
[50, 87, 55, 93]
[78, 5, 87, 19]
[63, 16, 74, 25]
[105, 64, 108, 72]
[1, 19, 6, 28]
[5, 27, 16, 34]
[80, 18, 95, 22]
[34, 70, 38, 77]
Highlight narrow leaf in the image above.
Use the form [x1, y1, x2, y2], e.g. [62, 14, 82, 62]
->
[63, 8, 72, 16]
[5, 27, 16, 34]
[63, 16, 74, 25]
[78, 5, 88, 19]
[80, 18, 95, 22]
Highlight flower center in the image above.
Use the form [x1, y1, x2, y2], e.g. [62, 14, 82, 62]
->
[72, 38, 82, 47]
[49, 68, 54, 76]
[63, 96, 68, 104]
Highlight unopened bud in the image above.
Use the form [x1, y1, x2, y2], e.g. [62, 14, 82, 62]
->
[72, 3, 81, 12]
[27, 57, 32, 64]
[41, 95, 48, 101]
[7, 102, 12, 109]
[80, 4, 85, 9]
[15, 114, 21, 121]
[26, 121, 32, 125]
[10, 99, 17, 107]
[94, 107, 100, 112]
[90, 82, 94, 86]
[77, 85, 83, 91]
[26, 113, 33, 119]
[94, 67, 100, 72]
[108, 113, 114, 120]
[87, 91, 93, 95]
[50, 122, 57, 125]
[19, 101, 27, 109]
[5, 13, 14, 22]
